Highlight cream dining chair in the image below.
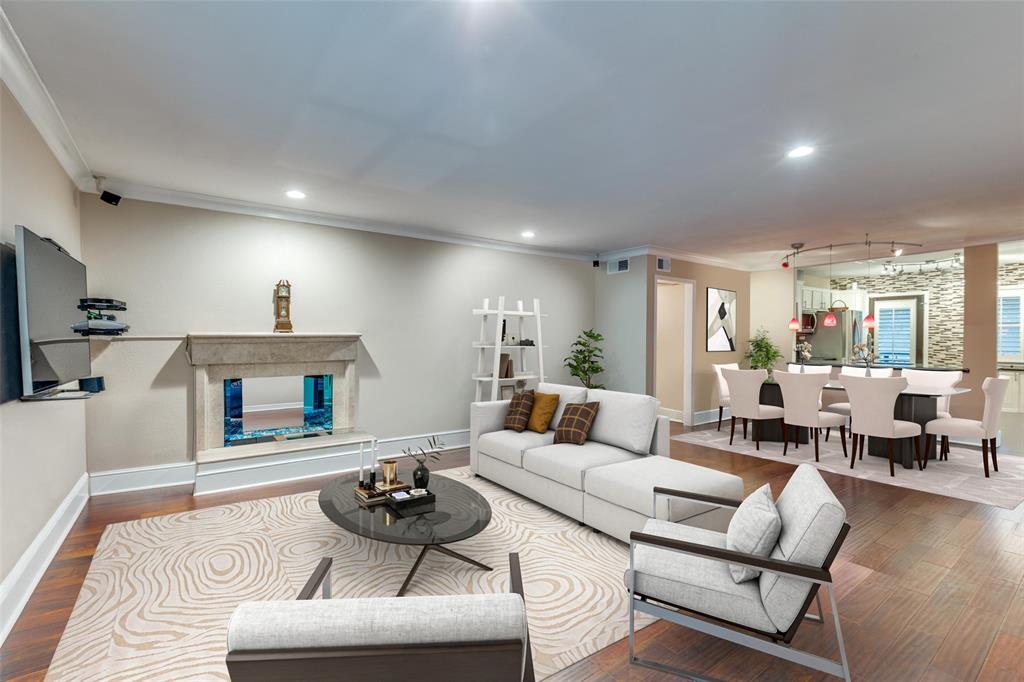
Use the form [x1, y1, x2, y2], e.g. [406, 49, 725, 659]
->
[924, 377, 1008, 478]
[840, 375, 922, 476]
[824, 366, 895, 423]
[775, 371, 848, 461]
[902, 369, 963, 459]
[722, 368, 784, 450]
[713, 363, 739, 431]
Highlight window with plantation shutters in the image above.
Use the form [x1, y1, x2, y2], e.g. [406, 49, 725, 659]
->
[874, 300, 915, 366]
[998, 289, 1023, 362]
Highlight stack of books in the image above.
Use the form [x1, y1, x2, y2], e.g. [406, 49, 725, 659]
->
[354, 480, 411, 507]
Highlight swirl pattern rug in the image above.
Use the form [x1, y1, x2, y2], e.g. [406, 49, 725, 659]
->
[46, 467, 652, 680]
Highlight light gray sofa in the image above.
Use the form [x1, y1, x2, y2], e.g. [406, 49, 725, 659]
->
[471, 383, 743, 542]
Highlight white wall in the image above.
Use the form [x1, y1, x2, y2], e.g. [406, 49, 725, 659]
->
[654, 281, 686, 412]
[0, 83, 86, 582]
[594, 257, 648, 393]
[81, 197, 595, 472]
[749, 268, 796, 366]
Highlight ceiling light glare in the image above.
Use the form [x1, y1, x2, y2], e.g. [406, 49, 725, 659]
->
[786, 145, 815, 159]
[520, 230, 535, 238]
[286, 189, 306, 199]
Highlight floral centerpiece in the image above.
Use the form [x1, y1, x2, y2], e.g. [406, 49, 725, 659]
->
[796, 341, 813, 363]
[852, 334, 876, 368]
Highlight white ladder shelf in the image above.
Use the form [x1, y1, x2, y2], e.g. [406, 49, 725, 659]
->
[473, 297, 547, 401]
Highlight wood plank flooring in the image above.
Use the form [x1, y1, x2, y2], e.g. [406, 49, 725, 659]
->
[2, 424, 1022, 681]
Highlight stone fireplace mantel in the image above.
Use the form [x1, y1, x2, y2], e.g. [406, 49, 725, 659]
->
[186, 333, 361, 463]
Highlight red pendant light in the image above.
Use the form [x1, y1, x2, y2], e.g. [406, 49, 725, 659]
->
[863, 313, 876, 330]
[822, 245, 837, 327]
[789, 317, 800, 331]
[822, 311, 838, 327]
[786, 243, 803, 333]
[861, 237, 876, 329]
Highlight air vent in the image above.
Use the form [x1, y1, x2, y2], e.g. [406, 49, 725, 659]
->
[607, 258, 630, 274]
[656, 256, 672, 272]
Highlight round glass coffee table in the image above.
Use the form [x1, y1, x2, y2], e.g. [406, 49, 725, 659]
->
[319, 473, 493, 596]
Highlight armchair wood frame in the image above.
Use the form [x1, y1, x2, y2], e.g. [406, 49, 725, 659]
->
[633, 488, 852, 680]
[226, 553, 535, 682]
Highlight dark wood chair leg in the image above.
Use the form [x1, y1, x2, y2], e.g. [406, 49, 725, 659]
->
[913, 435, 923, 471]
[795, 426, 799, 449]
[942, 436, 949, 461]
[839, 425, 847, 458]
[825, 427, 831, 442]
[814, 426, 820, 462]
[743, 418, 748, 440]
[887, 438, 895, 477]
[729, 416, 736, 446]
[718, 406, 723, 431]
[782, 423, 789, 456]
[990, 437, 998, 472]
[923, 433, 933, 470]
[850, 434, 858, 470]
[859, 433, 865, 460]
[981, 438, 990, 478]
[754, 419, 760, 451]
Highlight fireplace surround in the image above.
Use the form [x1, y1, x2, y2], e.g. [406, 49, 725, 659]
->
[186, 333, 360, 463]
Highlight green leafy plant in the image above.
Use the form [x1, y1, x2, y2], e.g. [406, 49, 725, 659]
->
[745, 327, 783, 379]
[564, 329, 605, 389]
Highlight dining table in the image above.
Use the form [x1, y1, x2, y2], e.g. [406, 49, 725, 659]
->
[821, 381, 972, 469]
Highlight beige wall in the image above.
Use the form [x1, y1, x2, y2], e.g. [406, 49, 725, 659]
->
[594, 257, 648, 394]
[0, 84, 86, 581]
[654, 281, 686, 412]
[645, 256, 751, 414]
[959, 244, 998, 418]
[80, 197, 595, 472]
[750, 269, 796, 366]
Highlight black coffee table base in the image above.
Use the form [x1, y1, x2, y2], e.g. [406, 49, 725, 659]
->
[398, 544, 493, 597]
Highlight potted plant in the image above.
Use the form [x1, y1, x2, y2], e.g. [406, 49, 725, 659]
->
[564, 329, 606, 389]
[745, 328, 783, 380]
[402, 435, 445, 489]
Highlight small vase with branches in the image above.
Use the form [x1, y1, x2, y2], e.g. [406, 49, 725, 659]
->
[402, 435, 445, 489]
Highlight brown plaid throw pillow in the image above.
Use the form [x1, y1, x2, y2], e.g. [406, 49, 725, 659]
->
[504, 390, 535, 432]
[554, 402, 600, 445]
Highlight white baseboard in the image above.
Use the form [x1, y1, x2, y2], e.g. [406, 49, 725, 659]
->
[0, 472, 89, 646]
[658, 407, 686, 423]
[193, 428, 470, 495]
[90, 461, 197, 496]
[693, 406, 729, 426]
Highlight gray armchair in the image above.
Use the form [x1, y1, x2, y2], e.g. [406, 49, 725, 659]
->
[226, 553, 534, 682]
[626, 464, 852, 681]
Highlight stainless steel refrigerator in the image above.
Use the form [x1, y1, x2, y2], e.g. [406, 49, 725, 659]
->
[809, 310, 863, 363]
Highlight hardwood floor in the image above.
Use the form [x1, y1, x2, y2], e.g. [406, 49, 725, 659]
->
[2, 424, 1022, 681]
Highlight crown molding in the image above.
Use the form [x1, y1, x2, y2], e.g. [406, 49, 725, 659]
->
[597, 244, 754, 271]
[92, 181, 597, 261]
[0, 8, 92, 190]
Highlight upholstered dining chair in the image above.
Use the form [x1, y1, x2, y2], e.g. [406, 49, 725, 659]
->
[824, 366, 895, 424]
[722, 368, 784, 450]
[713, 362, 739, 430]
[786, 364, 833, 375]
[924, 377, 1009, 478]
[902, 369, 964, 459]
[775, 371, 847, 461]
[840, 375, 922, 476]
[226, 553, 535, 682]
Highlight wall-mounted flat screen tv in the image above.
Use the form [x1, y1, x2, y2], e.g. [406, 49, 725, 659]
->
[15, 225, 90, 395]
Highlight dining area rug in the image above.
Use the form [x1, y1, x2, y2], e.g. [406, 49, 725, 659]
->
[674, 429, 1024, 509]
[44, 467, 652, 681]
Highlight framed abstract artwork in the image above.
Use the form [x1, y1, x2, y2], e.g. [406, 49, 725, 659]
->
[706, 287, 737, 352]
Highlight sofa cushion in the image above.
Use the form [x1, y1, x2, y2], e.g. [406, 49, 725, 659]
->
[759, 464, 846, 632]
[726, 484, 782, 583]
[585, 456, 744, 520]
[585, 388, 660, 454]
[625, 519, 777, 633]
[503, 390, 535, 432]
[537, 382, 588, 426]
[526, 392, 560, 433]
[553, 402, 600, 445]
[523, 442, 638, 490]
[477, 430, 555, 468]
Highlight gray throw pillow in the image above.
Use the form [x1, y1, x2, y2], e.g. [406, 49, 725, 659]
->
[726, 484, 782, 583]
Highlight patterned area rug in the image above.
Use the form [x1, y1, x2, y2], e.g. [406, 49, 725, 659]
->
[46, 467, 650, 681]
[674, 430, 1024, 509]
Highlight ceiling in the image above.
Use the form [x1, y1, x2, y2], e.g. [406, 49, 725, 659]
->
[4, 1, 1023, 268]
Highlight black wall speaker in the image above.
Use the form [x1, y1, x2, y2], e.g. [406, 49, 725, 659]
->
[79, 376, 105, 393]
[100, 191, 122, 206]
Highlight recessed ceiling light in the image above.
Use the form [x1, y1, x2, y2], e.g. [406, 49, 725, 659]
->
[285, 189, 306, 199]
[521, 230, 535, 239]
[786, 145, 815, 159]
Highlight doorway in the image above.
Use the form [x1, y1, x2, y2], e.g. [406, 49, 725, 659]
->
[654, 277, 695, 425]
